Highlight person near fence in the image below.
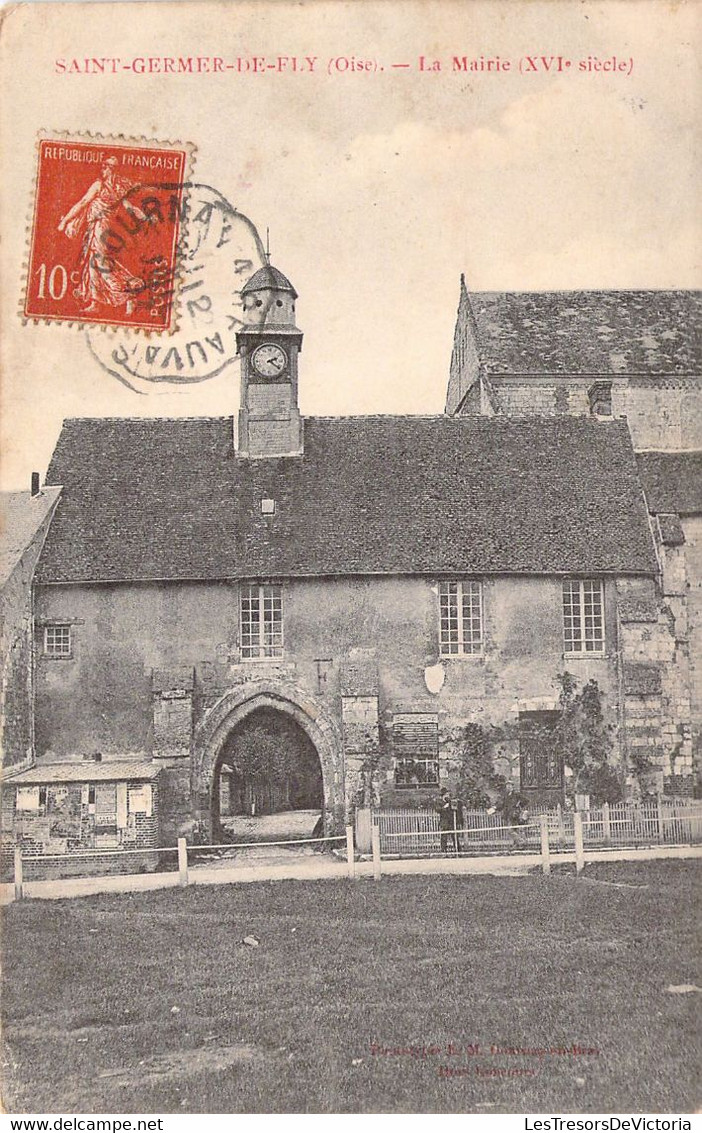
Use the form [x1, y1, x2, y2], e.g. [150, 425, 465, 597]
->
[435, 789, 463, 853]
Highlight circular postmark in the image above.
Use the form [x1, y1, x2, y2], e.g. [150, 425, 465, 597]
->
[86, 183, 267, 392]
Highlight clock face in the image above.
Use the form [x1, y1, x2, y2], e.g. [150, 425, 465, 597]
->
[252, 343, 288, 379]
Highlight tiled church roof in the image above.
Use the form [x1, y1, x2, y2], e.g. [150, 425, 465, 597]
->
[468, 290, 700, 376]
[36, 415, 657, 583]
[637, 451, 702, 515]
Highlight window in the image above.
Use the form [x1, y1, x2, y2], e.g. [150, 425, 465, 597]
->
[563, 580, 604, 654]
[439, 580, 483, 655]
[393, 714, 439, 788]
[44, 624, 71, 657]
[240, 583, 283, 659]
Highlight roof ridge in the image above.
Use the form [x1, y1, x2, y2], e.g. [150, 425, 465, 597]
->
[62, 415, 234, 424]
[53, 413, 633, 428]
[464, 287, 702, 297]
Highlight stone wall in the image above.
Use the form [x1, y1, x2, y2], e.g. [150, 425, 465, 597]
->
[684, 516, 702, 781]
[1, 501, 59, 773]
[445, 277, 481, 415]
[485, 376, 593, 419]
[33, 573, 667, 833]
[616, 563, 695, 795]
[453, 373, 702, 453]
[619, 378, 702, 451]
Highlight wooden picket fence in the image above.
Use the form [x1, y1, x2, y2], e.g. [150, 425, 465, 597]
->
[376, 798, 702, 857]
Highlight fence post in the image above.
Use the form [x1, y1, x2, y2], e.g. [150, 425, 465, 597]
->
[573, 812, 584, 874]
[346, 824, 356, 880]
[539, 814, 551, 876]
[371, 816, 382, 881]
[602, 801, 611, 846]
[177, 837, 188, 887]
[657, 794, 665, 844]
[14, 845, 23, 901]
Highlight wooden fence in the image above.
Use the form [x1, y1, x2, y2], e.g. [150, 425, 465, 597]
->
[376, 799, 702, 856]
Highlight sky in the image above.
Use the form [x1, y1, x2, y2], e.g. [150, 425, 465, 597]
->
[0, 0, 699, 488]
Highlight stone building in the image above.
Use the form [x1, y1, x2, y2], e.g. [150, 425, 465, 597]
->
[444, 277, 702, 795]
[445, 278, 701, 451]
[635, 451, 702, 793]
[2, 262, 694, 853]
[0, 481, 61, 774]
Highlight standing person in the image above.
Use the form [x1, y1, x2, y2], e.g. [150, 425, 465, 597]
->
[57, 157, 149, 315]
[451, 793, 465, 853]
[435, 788, 454, 853]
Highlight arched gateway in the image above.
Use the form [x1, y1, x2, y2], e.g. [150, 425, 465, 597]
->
[192, 681, 344, 841]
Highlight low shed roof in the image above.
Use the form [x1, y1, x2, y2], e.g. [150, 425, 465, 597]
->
[5, 761, 161, 784]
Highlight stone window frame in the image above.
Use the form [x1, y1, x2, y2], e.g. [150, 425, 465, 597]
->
[438, 579, 483, 657]
[43, 623, 73, 659]
[562, 579, 605, 656]
[239, 582, 284, 660]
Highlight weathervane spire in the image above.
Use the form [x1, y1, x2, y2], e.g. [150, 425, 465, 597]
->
[264, 227, 271, 266]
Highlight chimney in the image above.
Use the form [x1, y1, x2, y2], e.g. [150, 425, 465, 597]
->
[588, 380, 613, 418]
[31, 471, 40, 497]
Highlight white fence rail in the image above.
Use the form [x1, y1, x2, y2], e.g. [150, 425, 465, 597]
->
[376, 799, 702, 856]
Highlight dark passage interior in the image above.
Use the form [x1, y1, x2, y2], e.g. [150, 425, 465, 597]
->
[213, 707, 323, 840]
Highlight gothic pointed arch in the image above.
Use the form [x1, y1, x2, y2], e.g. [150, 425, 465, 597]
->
[192, 680, 344, 840]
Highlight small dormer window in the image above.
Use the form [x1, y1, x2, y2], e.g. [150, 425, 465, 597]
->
[261, 498, 276, 515]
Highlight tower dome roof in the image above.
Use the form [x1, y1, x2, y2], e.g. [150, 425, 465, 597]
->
[241, 264, 298, 299]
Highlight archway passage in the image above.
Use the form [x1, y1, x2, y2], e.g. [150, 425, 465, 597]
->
[213, 707, 323, 842]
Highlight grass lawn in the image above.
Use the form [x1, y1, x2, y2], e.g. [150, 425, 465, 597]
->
[1, 861, 700, 1114]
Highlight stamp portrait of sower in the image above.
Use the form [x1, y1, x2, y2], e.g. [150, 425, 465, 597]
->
[57, 157, 149, 316]
[23, 135, 191, 331]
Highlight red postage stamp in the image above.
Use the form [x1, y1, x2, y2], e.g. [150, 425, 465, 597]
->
[23, 135, 192, 331]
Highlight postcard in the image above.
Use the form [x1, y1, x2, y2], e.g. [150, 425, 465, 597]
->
[0, 0, 699, 1119]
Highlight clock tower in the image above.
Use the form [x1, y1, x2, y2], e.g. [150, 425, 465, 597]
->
[236, 264, 304, 458]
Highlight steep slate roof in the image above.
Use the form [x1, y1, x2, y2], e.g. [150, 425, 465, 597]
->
[4, 760, 160, 784]
[0, 487, 61, 586]
[636, 451, 702, 515]
[36, 416, 656, 582]
[468, 290, 701, 375]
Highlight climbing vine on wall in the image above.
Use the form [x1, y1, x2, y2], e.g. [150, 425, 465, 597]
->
[554, 672, 622, 804]
[452, 672, 623, 812]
